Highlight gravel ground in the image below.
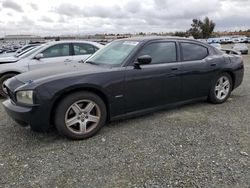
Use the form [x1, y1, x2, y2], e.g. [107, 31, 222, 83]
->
[0, 51, 250, 188]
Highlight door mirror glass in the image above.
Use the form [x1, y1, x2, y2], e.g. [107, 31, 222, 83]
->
[134, 55, 152, 69]
[137, 55, 152, 65]
[34, 53, 43, 60]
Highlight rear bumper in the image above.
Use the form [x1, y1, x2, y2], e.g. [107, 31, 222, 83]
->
[233, 65, 244, 90]
[3, 99, 52, 131]
[240, 50, 248, 54]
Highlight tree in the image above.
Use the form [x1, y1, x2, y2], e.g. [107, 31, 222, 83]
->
[188, 17, 215, 39]
[188, 19, 203, 39]
[200, 17, 215, 38]
[173, 31, 188, 37]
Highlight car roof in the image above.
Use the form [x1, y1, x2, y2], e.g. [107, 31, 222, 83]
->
[47, 40, 98, 44]
[46, 40, 104, 48]
[118, 36, 208, 45]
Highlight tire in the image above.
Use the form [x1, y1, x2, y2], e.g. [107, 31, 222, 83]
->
[54, 91, 107, 140]
[0, 73, 17, 98]
[208, 73, 232, 104]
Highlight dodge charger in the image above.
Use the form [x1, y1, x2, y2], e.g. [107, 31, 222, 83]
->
[3, 37, 244, 139]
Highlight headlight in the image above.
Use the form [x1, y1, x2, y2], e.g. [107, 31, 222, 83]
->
[16, 90, 34, 105]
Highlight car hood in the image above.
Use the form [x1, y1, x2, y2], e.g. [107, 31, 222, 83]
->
[233, 46, 247, 50]
[0, 56, 19, 63]
[15, 63, 108, 84]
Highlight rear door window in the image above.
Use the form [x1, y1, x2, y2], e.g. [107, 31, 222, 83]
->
[180, 43, 208, 61]
[73, 43, 98, 55]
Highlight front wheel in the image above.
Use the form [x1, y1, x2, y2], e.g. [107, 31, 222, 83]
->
[208, 73, 232, 104]
[54, 92, 107, 140]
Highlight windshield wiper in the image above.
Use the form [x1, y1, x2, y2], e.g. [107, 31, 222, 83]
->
[85, 61, 98, 65]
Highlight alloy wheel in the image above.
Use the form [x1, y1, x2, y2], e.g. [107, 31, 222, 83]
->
[214, 76, 230, 100]
[64, 99, 101, 135]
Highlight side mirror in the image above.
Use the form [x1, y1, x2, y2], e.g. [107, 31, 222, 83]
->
[134, 55, 152, 69]
[34, 53, 43, 60]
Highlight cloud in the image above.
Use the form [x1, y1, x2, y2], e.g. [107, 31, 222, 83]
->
[84, 5, 127, 18]
[2, 0, 23, 12]
[0, 0, 250, 36]
[53, 3, 83, 17]
[20, 16, 35, 25]
[52, 0, 221, 24]
[7, 12, 13, 17]
[124, 1, 142, 14]
[29, 3, 38, 11]
[40, 16, 54, 23]
[53, 3, 127, 18]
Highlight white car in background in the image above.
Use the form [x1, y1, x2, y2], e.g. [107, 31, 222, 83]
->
[233, 43, 248, 55]
[210, 43, 222, 49]
[0, 41, 103, 97]
[221, 48, 241, 55]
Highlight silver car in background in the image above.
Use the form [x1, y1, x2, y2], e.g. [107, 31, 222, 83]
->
[0, 45, 41, 63]
[233, 43, 248, 55]
[0, 41, 103, 97]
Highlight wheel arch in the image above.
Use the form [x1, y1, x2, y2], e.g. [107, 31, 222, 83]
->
[224, 71, 235, 89]
[208, 70, 236, 96]
[0, 71, 21, 77]
[50, 86, 110, 125]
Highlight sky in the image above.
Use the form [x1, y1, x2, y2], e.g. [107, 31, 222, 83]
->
[0, 0, 249, 37]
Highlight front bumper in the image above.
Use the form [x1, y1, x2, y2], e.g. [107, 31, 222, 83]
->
[3, 99, 52, 131]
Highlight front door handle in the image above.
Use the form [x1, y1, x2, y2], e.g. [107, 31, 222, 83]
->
[171, 67, 178, 71]
[210, 63, 216, 67]
[64, 59, 72, 62]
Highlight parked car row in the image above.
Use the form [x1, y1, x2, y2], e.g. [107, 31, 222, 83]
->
[207, 36, 249, 44]
[0, 40, 103, 97]
[0, 44, 41, 58]
[2, 37, 244, 140]
[0, 42, 45, 55]
[209, 42, 248, 55]
[0, 45, 21, 54]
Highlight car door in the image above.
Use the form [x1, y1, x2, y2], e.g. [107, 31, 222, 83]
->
[28, 43, 72, 70]
[124, 41, 181, 113]
[72, 43, 98, 63]
[179, 42, 216, 100]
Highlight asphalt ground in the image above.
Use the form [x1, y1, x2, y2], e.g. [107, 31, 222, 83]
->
[0, 46, 249, 187]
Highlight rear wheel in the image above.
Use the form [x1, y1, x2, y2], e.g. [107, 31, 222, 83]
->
[0, 73, 17, 97]
[208, 73, 232, 104]
[54, 91, 107, 140]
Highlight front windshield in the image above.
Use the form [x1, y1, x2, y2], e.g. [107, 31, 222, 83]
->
[86, 40, 139, 65]
[18, 44, 45, 59]
[15, 46, 36, 57]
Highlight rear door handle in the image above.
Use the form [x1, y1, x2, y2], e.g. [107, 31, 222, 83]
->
[64, 59, 72, 62]
[210, 63, 216, 67]
[171, 67, 178, 71]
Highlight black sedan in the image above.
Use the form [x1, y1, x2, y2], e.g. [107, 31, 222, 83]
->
[3, 37, 244, 140]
